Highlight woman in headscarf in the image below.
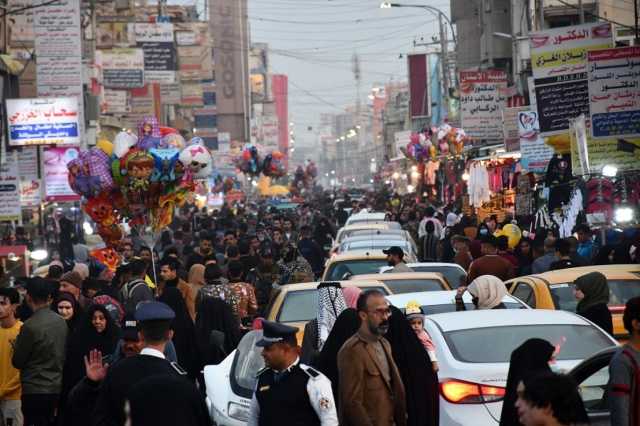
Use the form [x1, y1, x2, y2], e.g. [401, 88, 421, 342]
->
[500, 338, 555, 426]
[514, 239, 534, 276]
[384, 305, 439, 426]
[456, 275, 508, 310]
[301, 282, 347, 365]
[574, 271, 613, 335]
[158, 287, 200, 380]
[60, 304, 121, 420]
[54, 291, 83, 333]
[315, 308, 360, 402]
[195, 297, 242, 366]
[342, 286, 362, 309]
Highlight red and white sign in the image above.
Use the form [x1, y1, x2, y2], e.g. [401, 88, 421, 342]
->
[459, 70, 508, 141]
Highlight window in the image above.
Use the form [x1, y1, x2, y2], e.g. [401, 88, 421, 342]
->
[444, 324, 613, 363]
[550, 280, 640, 311]
[325, 259, 389, 280]
[410, 265, 467, 289]
[577, 364, 609, 412]
[381, 279, 446, 294]
[512, 282, 536, 308]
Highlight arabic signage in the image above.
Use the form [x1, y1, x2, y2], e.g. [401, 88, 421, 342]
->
[394, 130, 411, 158]
[102, 89, 130, 114]
[8, 0, 35, 45]
[0, 162, 22, 221]
[518, 110, 555, 173]
[101, 48, 145, 89]
[138, 42, 177, 83]
[6, 98, 80, 146]
[20, 179, 42, 208]
[133, 23, 174, 43]
[530, 22, 613, 136]
[587, 46, 640, 139]
[43, 146, 81, 202]
[571, 133, 640, 175]
[17, 148, 39, 180]
[34, 0, 84, 138]
[459, 70, 508, 141]
[503, 106, 529, 152]
[159, 83, 182, 105]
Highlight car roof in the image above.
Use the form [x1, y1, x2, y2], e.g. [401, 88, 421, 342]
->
[339, 223, 392, 232]
[348, 212, 386, 219]
[387, 290, 524, 307]
[426, 309, 592, 332]
[276, 280, 390, 293]
[350, 272, 446, 281]
[510, 265, 640, 284]
[342, 235, 408, 243]
[380, 262, 466, 272]
[327, 250, 388, 261]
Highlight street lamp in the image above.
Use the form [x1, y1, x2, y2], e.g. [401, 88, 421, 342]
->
[379, 2, 456, 44]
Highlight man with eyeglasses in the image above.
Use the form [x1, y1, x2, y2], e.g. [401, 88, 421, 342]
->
[337, 289, 407, 426]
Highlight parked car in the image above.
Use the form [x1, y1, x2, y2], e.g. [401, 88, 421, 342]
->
[349, 272, 451, 294]
[322, 249, 417, 281]
[422, 309, 617, 425]
[338, 238, 417, 259]
[380, 262, 467, 288]
[334, 223, 395, 247]
[506, 265, 640, 339]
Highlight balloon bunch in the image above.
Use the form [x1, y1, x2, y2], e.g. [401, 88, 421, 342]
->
[404, 124, 470, 162]
[69, 116, 212, 248]
[405, 133, 429, 162]
[236, 144, 262, 176]
[262, 151, 286, 178]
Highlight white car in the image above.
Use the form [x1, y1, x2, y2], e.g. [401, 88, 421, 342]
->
[380, 262, 468, 289]
[421, 310, 617, 425]
[345, 212, 387, 226]
[387, 290, 529, 314]
[204, 330, 265, 426]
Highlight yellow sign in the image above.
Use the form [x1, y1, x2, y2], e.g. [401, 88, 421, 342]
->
[570, 133, 640, 175]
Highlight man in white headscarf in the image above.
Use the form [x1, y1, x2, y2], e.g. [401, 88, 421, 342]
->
[455, 275, 508, 310]
[300, 282, 347, 365]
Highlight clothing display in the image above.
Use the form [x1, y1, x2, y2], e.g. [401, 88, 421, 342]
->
[424, 160, 440, 186]
[468, 162, 491, 207]
[551, 187, 583, 238]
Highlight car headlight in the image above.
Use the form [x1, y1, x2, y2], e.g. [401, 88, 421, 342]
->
[228, 402, 250, 421]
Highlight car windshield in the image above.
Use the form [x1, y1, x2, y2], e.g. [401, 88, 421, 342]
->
[407, 265, 467, 288]
[279, 286, 387, 322]
[381, 279, 445, 294]
[342, 240, 409, 252]
[325, 259, 389, 280]
[397, 302, 525, 315]
[549, 280, 640, 311]
[444, 324, 613, 363]
[232, 331, 265, 393]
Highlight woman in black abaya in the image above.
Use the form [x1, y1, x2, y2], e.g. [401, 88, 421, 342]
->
[499, 338, 555, 426]
[159, 287, 200, 380]
[384, 305, 439, 426]
[195, 297, 242, 365]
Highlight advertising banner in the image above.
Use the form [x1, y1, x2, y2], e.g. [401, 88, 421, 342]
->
[102, 89, 131, 114]
[517, 110, 555, 173]
[139, 42, 177, 83]
[159, 83, 182, 105]
[407, 54, 431, 118]
[133, 23, 174, 43]
[261, 116, 280, 151]
[530, 22, 613, 135]
[0, 162, 21, 221]
[8, 0, 35, 46]
[587, 46, 640, 139]
[101, 48, 145, 89]
[34, 0, 84, 137]
[394, 130, 411, 159]
[570, 136, 640, 175]
[17, 148, 39, 180]
[20, 179, 41, 208]
[43, 146, 81, 202]
[6, 98, 80, 146]
[503, 106, 529, 152]
[459, 70, 508, 141]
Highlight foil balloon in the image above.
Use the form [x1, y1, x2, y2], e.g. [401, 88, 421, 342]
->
[113, 131, 137, 158]
[136, 116, 162, 150]
[496, 224, 522, 249]
[179, 143, 212, 179]
[90, 248, 121, 272]
[161, 133, 186, 150]
[83, 193, 119, 226]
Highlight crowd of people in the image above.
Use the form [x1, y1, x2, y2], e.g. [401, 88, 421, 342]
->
[0, 189, 638, 426]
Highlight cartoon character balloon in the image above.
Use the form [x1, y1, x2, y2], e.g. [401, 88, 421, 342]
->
[179, 143, 213, 179]
[136, 116, 162, 150]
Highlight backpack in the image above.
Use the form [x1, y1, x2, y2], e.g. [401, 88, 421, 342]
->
[121, 279, 147, 302]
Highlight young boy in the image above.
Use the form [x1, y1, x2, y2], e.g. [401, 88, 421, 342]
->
[609, 296, 640, 426]
[405, 301, 439, 372]
[0, 287, 23, 426]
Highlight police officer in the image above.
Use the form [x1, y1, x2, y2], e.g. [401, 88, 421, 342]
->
[248, 321, 338, 426]
[92, 302, 193, 426]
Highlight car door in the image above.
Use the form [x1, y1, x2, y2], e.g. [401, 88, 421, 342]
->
[511, 281, 537, 308]
[569, 349, 615, 426]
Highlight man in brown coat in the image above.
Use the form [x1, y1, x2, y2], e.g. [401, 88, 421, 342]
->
[338, 289, 407, 426]
[159, 258, 197, 321]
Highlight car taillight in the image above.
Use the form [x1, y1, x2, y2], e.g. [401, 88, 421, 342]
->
[440, 379, 505, 404]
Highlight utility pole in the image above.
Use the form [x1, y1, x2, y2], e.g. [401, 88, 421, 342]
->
[439, 12, 449, 121]
[538, 0, 545, 30]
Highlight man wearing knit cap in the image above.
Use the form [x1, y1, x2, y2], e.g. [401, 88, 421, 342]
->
[59, 271, 90, 309]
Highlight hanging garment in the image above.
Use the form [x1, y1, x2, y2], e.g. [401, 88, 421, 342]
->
[468, 162, 491, 207]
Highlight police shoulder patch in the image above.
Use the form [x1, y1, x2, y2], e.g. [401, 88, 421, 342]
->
[170, 362, 188, 376]
[301, 365, 320, 378]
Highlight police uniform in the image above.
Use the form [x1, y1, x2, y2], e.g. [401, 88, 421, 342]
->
[248, 321, 339, 426]
[92, 302, 189, 426]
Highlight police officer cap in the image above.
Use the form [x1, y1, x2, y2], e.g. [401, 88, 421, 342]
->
[256, 320, 298, 347]
[134, 301, 175, 322]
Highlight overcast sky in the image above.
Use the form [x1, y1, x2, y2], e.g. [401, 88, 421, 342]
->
[247, 0, 451, 145]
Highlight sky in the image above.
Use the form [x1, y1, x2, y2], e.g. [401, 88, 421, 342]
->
[246, 0, 451, 145]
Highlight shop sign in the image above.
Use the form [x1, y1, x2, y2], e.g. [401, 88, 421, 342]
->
[0, 162, 21, 221]
[393, 130, 411, 159]
[133, 23, 174, 43]
[530, 22, 613, 135]
[17, 147, 39, 180]
[6, 98, 80, 146]
[570, 135, 640, 175]
[502, 106, 529, 152]
[459, 70, 508, 141]
[517, 110, 554, 173]
[159, 83, 182, 105]
[43, 146, 81, 202]
[101, 48, 145, 89]
[20, 179, 41, 208]
[138, 41, 177, 83]
[102, 89, 130, 114]
[587, 46, 640, 139]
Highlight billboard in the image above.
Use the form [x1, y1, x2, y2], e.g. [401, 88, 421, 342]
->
[459, 70, 508, 141]
[517, 110, 554, 173]
[6, 98, 80, 146]
[101, 48, 145, 89]
[587, 46, 640, 139]
[0, 162, 22, 221]
[407, 53, 431, 118]
[43, 146, 81, 202]
[530, 22, 613, 135]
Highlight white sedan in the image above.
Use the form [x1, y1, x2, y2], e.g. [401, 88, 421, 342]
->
[421, 310, 617, 425]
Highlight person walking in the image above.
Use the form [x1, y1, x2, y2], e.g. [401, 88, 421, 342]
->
[500, 339, 555, 426]
[298, 225, 326, 278]
[12, 278, 67, 426]
[384, 246, 414, 273]
[337, 289, 407, 426]
[574, 271, 613, 336]
[608, 296, 640, 426]
[248, 320, 338, 426]
[467, 236, 515, 283]
[159, 258, 197, 322]
[0, 288, 23, 426]
[120, 259, 154, 315]
[420, 222, 439, 262]
[549, 239, 577, 271]
[531, 237, 558, 274]
[226, 261, 258, 328]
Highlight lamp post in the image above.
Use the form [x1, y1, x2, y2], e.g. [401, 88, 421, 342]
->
[380, 2, 456, 122]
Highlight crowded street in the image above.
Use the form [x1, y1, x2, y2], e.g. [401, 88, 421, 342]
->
[1, 0, 640, 426]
